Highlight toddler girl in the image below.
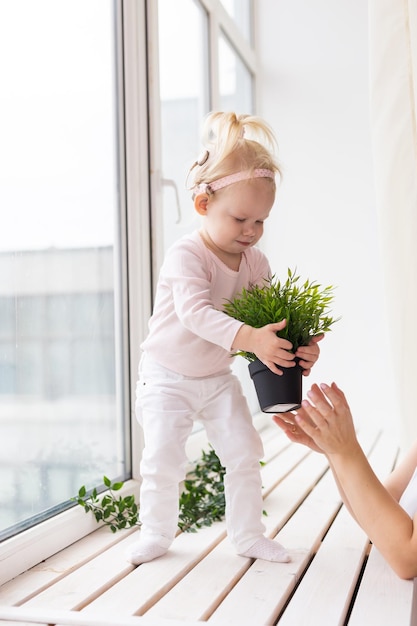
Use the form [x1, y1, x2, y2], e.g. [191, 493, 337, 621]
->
[126, 111, 322, 565]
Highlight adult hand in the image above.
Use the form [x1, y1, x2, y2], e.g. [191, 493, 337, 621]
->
[294, 382, 360, 457]
[273, 410, 324, 453]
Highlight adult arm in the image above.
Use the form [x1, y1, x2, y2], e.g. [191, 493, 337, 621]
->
[293, 382, 417, 580]
[384, 439, 417, 501]
[273, 410, 358, 521]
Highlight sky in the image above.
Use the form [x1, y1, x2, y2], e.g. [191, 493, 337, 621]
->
[0, 0, 116, 251]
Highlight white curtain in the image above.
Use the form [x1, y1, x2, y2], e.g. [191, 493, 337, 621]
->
[369, 0, 417, 444]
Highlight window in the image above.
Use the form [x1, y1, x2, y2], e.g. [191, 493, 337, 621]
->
[220, 0, 253, 43]
[153, 0, 256, 269]
[0, 0, 129, 540]
[219, 32, 254, 112]
[0, 0, 258, 574]
[157, 0, 210, 256]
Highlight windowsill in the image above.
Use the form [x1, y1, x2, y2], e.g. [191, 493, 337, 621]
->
[0, 480, 140, 587]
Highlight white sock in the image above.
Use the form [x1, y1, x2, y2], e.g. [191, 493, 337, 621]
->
[240, 537, 291, 563]
[126, 538, 169, 565]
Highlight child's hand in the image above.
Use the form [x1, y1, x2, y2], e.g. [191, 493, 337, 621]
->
[295, 334, 324, 376]
[233, 320, 295, 375]
[253, 322, 297, 374]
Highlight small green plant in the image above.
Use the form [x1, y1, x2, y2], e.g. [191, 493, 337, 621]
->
[223, 267, 339, 361]
[74, 448, 238, 534]
[178, 446, 226, 533]
[72, 476, 140, 533]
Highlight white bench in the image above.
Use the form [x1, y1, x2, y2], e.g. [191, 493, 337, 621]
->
[0, 420, 414, 625]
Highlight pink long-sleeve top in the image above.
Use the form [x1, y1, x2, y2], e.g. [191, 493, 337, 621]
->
[141, 231, 271, 377]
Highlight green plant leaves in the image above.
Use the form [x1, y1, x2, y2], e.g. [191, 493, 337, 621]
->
[71, 476, 141, 534]
[78, 485, 86, 498]
[223, 268, 340, 360]
[72, 448, 232, 535]
[178, 447, 226, 533]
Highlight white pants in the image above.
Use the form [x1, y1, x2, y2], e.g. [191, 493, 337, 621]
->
[135, 354, 266, 553]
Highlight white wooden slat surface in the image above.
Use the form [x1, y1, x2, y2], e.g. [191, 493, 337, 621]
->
[0, 605, 203, 626]
[81, 522, 228, 617]
[275, 428, 402, 626]
[143, 539, 248, 622]
[277, 506, 369, 626]
[0, 526, 137, 606]
[19, 524, 227, 614]
[208, 469, 342, 625]
[0, 620, 39, 626]
[348, 546, 414, 625]
[142, 453, 330, 623]
[82, 448, 326, 620]
[0, 423, 413, 626]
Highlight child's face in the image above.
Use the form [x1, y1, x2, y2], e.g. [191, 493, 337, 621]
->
[195, 178, 275, 257]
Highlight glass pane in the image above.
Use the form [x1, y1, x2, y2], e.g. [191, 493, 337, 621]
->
[158, 0, 210, 254]
[0, 0, 128, 539]
[220, 0, 253, 44]
[219, 32, 253, 113]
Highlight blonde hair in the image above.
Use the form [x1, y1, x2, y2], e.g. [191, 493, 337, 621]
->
[188, 111, 281, 196]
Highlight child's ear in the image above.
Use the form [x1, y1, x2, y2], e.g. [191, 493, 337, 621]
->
[194, 193, 209, 216]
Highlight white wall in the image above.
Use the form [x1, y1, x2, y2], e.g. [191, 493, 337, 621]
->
[257, 1, 401, 440]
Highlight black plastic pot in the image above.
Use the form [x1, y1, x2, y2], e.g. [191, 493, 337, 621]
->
[248, 358, 302, 413]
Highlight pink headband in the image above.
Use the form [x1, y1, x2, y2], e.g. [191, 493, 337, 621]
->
[194, 168, 275, 195]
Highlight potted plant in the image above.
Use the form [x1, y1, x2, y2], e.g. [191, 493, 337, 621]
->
[223, 268, 339, 413]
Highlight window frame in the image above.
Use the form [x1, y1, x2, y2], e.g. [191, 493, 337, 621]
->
[147, 0, 257, 279]
[204, 0, 257, 112]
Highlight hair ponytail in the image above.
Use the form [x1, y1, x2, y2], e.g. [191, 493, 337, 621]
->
[188, 111, 281, 194]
